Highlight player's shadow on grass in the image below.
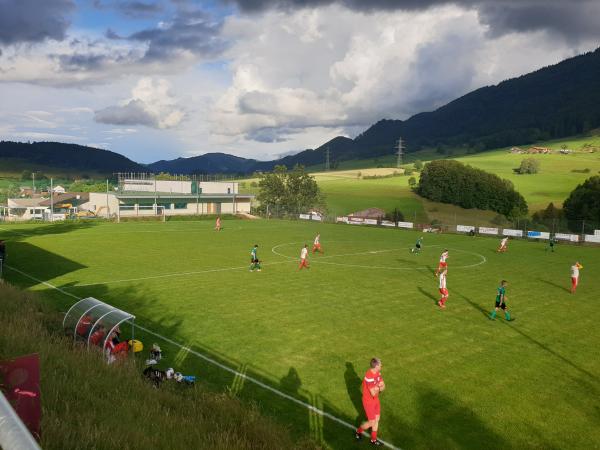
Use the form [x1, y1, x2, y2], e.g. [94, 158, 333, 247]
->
[539, 279, 570, 294]
[343, 362, 363, 424]
[456, 292, 489, 318]
[417, 286, 438, 305]
[384, 384, 534, 450]
[457, 291, 597, 381]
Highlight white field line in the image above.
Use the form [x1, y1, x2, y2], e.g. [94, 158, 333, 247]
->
[69, 245, 486, 288]
[69, 260, 294, 288]
[272, 242, 487, 271]
[66, 247, 437, 288]
[4, 264, 401, 450]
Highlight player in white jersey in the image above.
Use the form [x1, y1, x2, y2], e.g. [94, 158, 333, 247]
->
[497, 236, 509, 253]
[312, 233, 323, 254]
[570, 261, 583, 293]
[299, 244, 310, 270]
[438, 269, 449, 309]
[435, 249, 449, 277]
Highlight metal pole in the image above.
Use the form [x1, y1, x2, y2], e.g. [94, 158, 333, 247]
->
[50, 177, 54, 222]
[106, 179, 110, 219]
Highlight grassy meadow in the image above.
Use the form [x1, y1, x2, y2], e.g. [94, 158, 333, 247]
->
[300, 134, 600, 223]
[1, 218, 599, 449]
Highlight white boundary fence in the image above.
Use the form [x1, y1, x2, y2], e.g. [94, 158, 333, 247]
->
[0, 391, 41, 450]
[326, 215, 599, 245]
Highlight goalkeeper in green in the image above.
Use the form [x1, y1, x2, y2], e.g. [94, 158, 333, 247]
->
[250, 244, 261, 272]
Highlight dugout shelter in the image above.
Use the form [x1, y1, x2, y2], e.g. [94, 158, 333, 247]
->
[63, 297, 136, 353]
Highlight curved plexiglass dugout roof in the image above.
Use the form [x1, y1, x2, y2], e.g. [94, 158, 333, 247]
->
[63, 297, 135, 351]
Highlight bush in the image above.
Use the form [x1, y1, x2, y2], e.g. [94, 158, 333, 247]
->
[404, 168, 414, 176]
[563, 176, 600, 229]
[571, 168, 591, 173]
[385, 207, 404, 222]
[408, 176, 417, 188]
[516, 158, 541, 174]
[417, 160, 528, 218]
[414, 160, 423, 170]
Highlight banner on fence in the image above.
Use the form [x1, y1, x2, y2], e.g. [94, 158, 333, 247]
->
[584, 234, 600, 243]
[364, 219, 378, 225]
[397, 221, 414, 229]
[502, 228, 523, 237]
[311, 215, 322, 221]
[555, 233, 579, 242]
[348, 217, 365, 225]
[336, 216, 348, 223]
[457, 225, 475, 232]
[478, 227, 498, 235]
[381, 220, 396, 227]
[299, 214, 311, 220]
[0, 353, 41, 440]
[527, 231, 550, 239]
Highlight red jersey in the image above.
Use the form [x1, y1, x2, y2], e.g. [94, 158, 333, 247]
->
[362, 369, 383, 403]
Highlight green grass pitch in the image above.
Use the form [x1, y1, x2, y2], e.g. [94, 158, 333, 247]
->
[1, 218, 599, 449]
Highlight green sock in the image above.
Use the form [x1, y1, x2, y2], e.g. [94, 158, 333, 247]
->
[505, 311, 511, 321]
[256, 262, 261, 269]
[489, 310, 497, 319]
[250, 264, 254, 271]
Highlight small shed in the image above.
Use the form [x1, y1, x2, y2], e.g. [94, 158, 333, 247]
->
[348, 207, 386, 220]
[62, 297, 136, 354]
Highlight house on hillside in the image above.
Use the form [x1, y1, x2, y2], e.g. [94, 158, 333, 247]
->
[52, 185, 66, 194]
[528, 147, 552, 154]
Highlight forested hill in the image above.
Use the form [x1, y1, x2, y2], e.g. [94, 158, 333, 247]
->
[0, 141, 144, 174]
[349, 46, 600, 158]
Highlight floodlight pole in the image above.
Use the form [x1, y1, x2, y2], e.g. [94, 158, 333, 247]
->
[50, 178, 54, 222]
[106, 179, 110, 220]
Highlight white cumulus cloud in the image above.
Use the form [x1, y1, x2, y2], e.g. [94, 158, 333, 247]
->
[94, 77, 185, 129]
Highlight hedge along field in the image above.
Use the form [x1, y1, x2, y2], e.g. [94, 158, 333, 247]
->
[1, 218, 599, 449]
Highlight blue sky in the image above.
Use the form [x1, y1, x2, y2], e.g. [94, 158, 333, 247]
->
[0, 0, 598, 163]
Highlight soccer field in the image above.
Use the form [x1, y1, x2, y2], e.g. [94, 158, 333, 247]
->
[2, 219, 600, 449]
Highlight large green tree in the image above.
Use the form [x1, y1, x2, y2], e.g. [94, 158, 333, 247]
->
[257, 165, 324, 215]
[417, 160, 528, 218]
[563, 176, 600, 227]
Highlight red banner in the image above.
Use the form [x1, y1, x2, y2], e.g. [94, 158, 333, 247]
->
[0, 353, 41, 440]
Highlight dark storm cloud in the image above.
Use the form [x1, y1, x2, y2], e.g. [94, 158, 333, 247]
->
[124, 10, 226, 61]
[93, 0, 164, 18]
[0, 0, 74, 46]
[225, 0, 600, 41]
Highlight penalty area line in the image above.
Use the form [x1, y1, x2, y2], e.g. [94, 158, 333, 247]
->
[2, 264, 402, 450]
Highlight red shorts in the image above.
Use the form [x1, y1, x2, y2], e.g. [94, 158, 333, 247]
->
[438, 261, 447, 268]
[439, 288, 448, 297]
[571, 277, 578, 288]
[363, 399, 380, 421]
[313, 243, 321, 249]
